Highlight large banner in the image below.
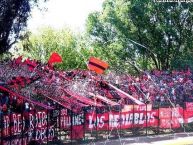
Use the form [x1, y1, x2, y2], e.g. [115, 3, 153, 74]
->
[186, 102, 193, 112]
[1, 111, 55, 145]
[1, 104, 193, 143]
[184, 102, 193, 123]
[159, 107, 184, 128]
[59, 105, 193, 140]
[85, 110, 158, 130]
[59, 109, 84, 139]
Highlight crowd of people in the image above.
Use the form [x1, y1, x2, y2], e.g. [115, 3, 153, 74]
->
[0, 58, 193, 114]
[106, 69, 193, 107]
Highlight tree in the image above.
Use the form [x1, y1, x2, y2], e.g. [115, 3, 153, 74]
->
[0, 0, 47, 54]
[18, 27, 91, 70]
[86, 0, 193, 71]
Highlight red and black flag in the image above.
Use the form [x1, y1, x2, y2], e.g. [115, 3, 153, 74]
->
[87, 57, 109, 74]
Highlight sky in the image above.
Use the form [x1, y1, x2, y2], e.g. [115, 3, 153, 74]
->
[28, 0, 104, 32]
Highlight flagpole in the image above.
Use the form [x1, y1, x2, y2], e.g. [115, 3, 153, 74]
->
[106, 83, 144, 105]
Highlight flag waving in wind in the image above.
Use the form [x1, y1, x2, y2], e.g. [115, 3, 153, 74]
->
[48, 52, 62, 66]
[88, 57, 109, 74]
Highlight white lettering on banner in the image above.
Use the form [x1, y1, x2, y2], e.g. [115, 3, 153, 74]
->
[134, 104, 152, 111]
[134, 113, 140, 124]
[2, 111, 54, 142]
[60, 114, 84, 128]
[128, 114, 133, 125]
[35, 112, 47, 128]
[60, 115, 71, 128]
[35, 127, 54, 141]
[3, 116, 9, 136]
[89, 115, 105, 129]
[88, 112, 156, 129]
[99, 116, 105, 128]
[109, 114, 119, 127]
[12, 114, 25, 134]
[150, 112, 156, 123]
[109, 113, 154, 127]
[73, 114, 83, 125]
[89, 115, 94, 129]
[29, 113, 34, 129]
[139, 113, 144, 124]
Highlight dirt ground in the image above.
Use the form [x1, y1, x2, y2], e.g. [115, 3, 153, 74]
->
[92, 132, 193, 145]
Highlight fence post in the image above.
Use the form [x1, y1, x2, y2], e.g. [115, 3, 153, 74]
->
[25, 110, 31, 143]
[120, 106, 122, 138]
[46, 108, 49, 144]
[95, 107, 98, 141]
[132, 103, 134, 136]
[59, 106, 61, 141]
[1, 113, 3, 145]
[108, 107, 110, 139]
[146, 103, 147, 136]
[158, 105, 160, 135]
[21, 110, 24, 145]
[83, 108, 86, 141]
[170, 105, 172, 133]
[9, 111, 12, 145]
[183, 102, 185, 131]
[33, 109, 36, 141]
[70, 108, 73, 145]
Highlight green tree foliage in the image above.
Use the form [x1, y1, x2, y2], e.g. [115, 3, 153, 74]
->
[86, 0, 193, 71]
[18, 27, 91, 70]
[0, 0, 47, 54]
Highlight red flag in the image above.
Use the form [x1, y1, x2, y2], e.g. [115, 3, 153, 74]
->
[48, 52, 62, 66]
[88, 57, 109, 74]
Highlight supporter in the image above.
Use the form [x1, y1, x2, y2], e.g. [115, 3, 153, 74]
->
[24, 102, 30, 112]
[0, 92, 9, 114]
[111, 69, 193, 107]
[1, 58, 193, 112]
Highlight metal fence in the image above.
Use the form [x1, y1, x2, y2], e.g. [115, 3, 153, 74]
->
[0, 103, 193, 145]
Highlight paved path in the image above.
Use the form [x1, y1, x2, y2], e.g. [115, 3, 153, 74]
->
[90, 132, 193, 145]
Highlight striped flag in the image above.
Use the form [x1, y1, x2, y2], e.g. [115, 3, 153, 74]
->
[88, 57, 109, 74]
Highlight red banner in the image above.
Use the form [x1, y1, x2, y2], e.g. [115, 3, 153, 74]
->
[2, 105, 193, 143]
[186, 102, 193, 112]
[58, 105, 193, 139]
[171, 107, 183, 128]
[1, 111, 54, 144]
[84, 110, 158, 131]
[184, 110, 193, 123]
[159, 108, 172, 128]
[85, 112, 109, 131]
[159, 107, 183, 128]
